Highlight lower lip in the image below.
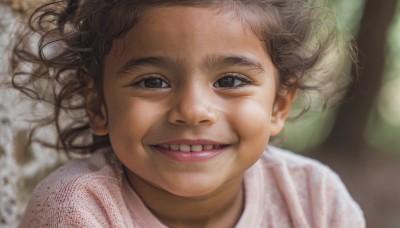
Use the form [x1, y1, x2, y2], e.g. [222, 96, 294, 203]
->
[152, 147, 226, 163]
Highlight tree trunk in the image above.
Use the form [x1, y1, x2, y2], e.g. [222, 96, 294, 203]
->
[319, 0, 399, 155]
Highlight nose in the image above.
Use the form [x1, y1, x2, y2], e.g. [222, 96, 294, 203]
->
[167, 84, 217, 126]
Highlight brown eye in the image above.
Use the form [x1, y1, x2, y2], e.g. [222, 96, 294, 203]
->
[214, 74, 249, 88]
[135, 76, 169, 88]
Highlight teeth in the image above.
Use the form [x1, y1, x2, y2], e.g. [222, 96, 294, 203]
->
[158, 144, 222, 152]
[170, 144, 179, 150]
[180, 144, 191, 152]
[204, 145, 213, 150]
[191, 145, 203, 152]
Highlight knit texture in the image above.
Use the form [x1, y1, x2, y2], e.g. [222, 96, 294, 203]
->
[19, 146, 365, 227]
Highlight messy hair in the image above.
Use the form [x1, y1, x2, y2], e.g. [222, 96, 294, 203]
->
[11, 0, 352, 156]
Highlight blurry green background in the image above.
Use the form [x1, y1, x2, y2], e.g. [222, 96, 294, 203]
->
[284, 0, 400, 155]
[282, 1, 400, 227]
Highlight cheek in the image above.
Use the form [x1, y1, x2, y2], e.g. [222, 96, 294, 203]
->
[228, 98, 273, 158]
[106, 97, 162, 150]
[231, 98, 273, 139]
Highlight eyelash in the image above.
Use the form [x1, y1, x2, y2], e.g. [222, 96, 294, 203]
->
[130, 73, 251, 89]
[213, 73, 251, 88]
[132, 75, 170, 89]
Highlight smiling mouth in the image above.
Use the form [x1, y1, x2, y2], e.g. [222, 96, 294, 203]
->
[152, 144, 228, 152]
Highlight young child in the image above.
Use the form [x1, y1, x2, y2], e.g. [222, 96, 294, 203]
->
[13, 0, 365, 227]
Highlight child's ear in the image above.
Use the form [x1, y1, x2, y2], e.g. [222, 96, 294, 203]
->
[270, 87, 296, 136]
[83, 86, 109, 136]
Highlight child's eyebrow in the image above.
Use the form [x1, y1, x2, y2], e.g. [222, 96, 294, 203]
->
[203, 55, 265, 73]
[117, 56, 170, 74]
[117, 55, 266, 75]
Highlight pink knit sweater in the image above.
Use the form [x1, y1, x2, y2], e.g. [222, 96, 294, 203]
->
[19, 147, 365, 227]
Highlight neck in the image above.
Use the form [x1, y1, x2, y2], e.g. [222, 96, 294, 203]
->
[125, 170, 244, 228]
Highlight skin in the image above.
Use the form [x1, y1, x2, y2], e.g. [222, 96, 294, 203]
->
[86, 6, 295, 228]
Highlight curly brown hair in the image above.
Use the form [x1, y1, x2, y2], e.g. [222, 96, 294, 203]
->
[10, 0, 352, 156]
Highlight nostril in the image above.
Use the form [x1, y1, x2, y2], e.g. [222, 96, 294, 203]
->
[176, 119, 186, 124]
[167, 102, 217, 126]
[173, 118, 211, 126]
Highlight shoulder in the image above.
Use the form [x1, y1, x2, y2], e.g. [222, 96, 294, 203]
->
[19, 149, 128, 227]
[35, 148, 123, 193]
[263, 146, 327, 168]
[261, 146, 343, 186]
[262, 146, 347, 184]
[259, 146, 365, 227]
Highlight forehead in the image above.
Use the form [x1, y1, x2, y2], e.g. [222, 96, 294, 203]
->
[104, 6, 274, 75]
[136, 7, 252, 47]
[139, 5, 241, 28]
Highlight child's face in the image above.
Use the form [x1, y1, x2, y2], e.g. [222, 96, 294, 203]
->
[89, 6, 294, 197]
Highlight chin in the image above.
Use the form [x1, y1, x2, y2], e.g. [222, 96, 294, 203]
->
[162, 179, 221, 198]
